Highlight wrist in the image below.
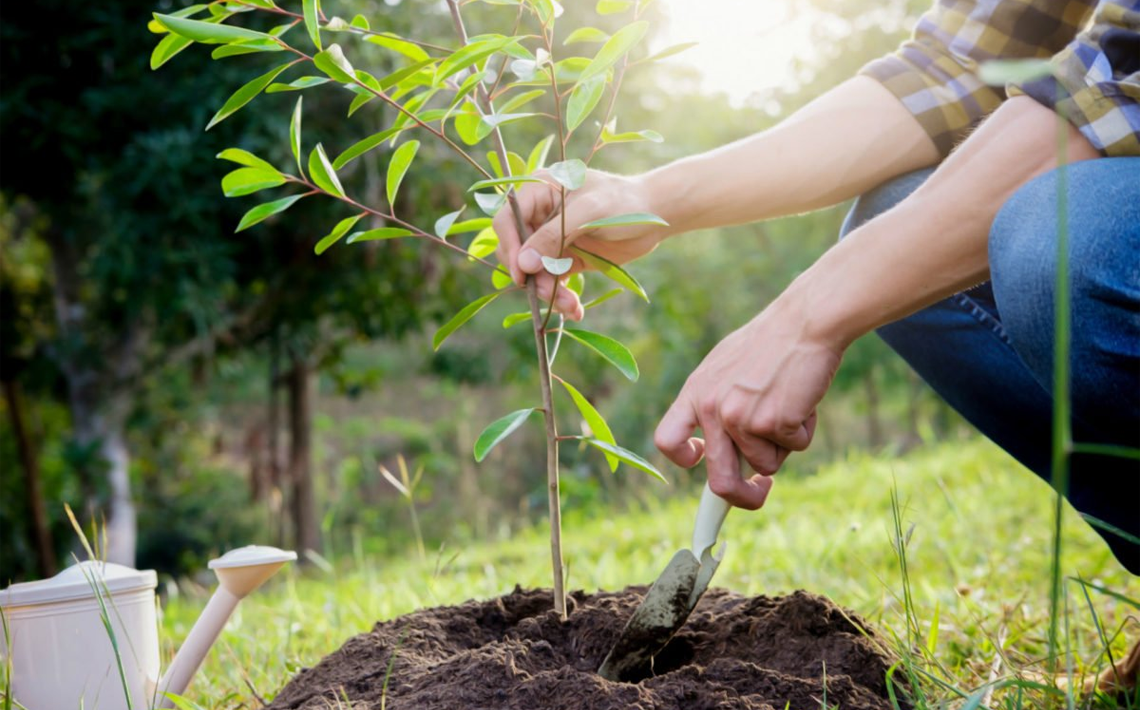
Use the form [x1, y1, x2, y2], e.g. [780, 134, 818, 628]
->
[770, 258, 864, 352]
[639, 162, 697, 239]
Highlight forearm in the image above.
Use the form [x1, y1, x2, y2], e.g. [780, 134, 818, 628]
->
[643, 76, 941, 236]
[782, 96, 1101, 350]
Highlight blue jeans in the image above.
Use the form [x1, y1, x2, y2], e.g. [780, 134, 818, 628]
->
[839, 158, 1140, 574]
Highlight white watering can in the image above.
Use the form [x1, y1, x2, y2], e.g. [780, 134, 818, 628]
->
[0, 545, 296, 710]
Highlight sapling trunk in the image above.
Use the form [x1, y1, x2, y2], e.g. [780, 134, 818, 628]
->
[445, 0, 566, 619]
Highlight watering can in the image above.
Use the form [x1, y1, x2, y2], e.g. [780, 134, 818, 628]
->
[0, 545, 296, 710]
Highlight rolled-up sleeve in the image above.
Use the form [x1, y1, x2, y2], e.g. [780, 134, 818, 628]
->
[1009, 1, 1140, 156]
[860, 0, 1097, 157]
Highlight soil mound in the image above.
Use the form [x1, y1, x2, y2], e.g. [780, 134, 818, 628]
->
[267, 586, 902, 710]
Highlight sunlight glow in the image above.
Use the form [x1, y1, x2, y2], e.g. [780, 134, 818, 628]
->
[653, 0, 816, 104]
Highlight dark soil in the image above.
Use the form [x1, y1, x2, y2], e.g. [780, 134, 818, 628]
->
[267, 586, 903, 710]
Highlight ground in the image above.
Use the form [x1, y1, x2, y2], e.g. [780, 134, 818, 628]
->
[160, 438, 1138, 708]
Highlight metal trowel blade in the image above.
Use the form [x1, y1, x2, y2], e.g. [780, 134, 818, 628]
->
[597, 549, 701, 682]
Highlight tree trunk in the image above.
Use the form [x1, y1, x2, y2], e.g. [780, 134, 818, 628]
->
[99, 404, 136, 566]
[2, 378, 57, 577]
[863, 368, 884, 450]
[287, 359, 320, 557]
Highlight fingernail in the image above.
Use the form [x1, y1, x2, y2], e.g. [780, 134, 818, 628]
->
[518, 248, 541, 273]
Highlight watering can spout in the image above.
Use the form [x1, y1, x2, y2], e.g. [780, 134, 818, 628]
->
[156, 546, 296, 709]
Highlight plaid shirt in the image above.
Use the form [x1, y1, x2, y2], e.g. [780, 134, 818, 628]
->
[862, 0, 1140, 157]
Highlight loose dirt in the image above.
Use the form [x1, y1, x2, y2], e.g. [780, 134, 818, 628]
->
[267, 586, 903, 710]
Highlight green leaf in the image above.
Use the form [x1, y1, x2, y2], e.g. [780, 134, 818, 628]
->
[562, 327, 639, 381]
[492, 265, 513, 289]
[216, 148, 276, 172]
[308, 144, 345, 197]
[478, 112, 536, 140]
[351, 14, 370, 30]
[595, 0, 633, 14]
[567, 272, 585, 295]
[498, 89, 546, 113]
[152, 13, 271, 43]
[566, 74, 605, 132]
[151, 33, 193, 70]
[559, 380, 618, 471]
[221, 168, 285, 197]
[266, 76, 330, 93]
[474, 191, 506, 216]
[313, 44, 356, 83]
[433, 292, 502, 350]
[207, 62, 291, 130]
[542, 256, 573, 275]
[235, 194, 306, 232]
[303, 0, 321, 50]
[467, 176, 544, 192]
[502, 311, 531, 328]
[583, 287, 622, 310]
[564, 27, 609, 45]
[386, 140, 420, 208]
[345, 227, 415, 243]
[527, 135, 554, 172]
[570, 246, 648, 302]
[467, 227, 498, 258]
[580, 212, 668, 230]
[332, 128, 399, 170]
[366, 33, 430, 63]
[577, 438, 666, 482]
[347, 91, 375, 117]
[379, 59, 438, 91]
[448, 218, 492, 236]
[434, 209, 464, 239]
[600, 125, 663, 144]
[288, 97, 304, 176]
[641, 41, 698, 64]
[548, 159, 586, 190]
[579, 21, 647, 83]
[314, 213, 364, 255]
[148, 4, 207, 33]
[436, 37, 513, 82]
[474, 408, 536, 462]
[211, 38, 284, 59]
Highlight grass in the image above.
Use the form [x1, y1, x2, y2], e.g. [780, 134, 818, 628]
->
[150, 437, 1138, 708]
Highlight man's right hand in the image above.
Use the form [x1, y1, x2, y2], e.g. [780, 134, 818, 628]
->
[492, 169, 669, 319]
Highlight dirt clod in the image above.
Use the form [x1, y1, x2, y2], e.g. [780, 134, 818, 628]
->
[267, 586, 902, 710]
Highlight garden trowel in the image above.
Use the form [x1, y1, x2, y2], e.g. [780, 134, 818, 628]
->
[598, 483, 730, 682]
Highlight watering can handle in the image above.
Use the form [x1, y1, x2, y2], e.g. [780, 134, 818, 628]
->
[691, 483, 731, 559]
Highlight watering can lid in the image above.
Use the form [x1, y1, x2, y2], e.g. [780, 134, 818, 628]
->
[0, 560, 157, 608]
[208, 545, 296, 570]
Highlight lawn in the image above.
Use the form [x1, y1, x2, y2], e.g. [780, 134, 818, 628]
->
[156, 437, 1138, 708]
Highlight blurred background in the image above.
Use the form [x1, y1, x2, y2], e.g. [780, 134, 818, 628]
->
[0, 0, 962, 584]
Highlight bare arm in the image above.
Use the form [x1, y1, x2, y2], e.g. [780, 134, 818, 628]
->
[493, 76, 940, 315]
[654, 96, 1101, 509]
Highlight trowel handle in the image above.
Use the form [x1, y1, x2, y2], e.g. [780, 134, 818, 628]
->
[691, 483, 731, 558]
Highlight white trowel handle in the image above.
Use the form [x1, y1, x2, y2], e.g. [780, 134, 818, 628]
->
[691, 483, 731, 559]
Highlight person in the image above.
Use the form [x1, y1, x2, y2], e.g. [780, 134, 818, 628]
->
[492, 0, 1140, 693]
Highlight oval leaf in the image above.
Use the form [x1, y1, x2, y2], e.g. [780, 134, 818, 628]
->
[577, 438, 666, 482]
[266, 76, 331, 93]
[387, 140, 420, 208]
[153, 13, 270, 43]
[467, 176, 544, 192]
[562, 327, 638, 381]
[345, 227, 415, 243]
[290, 97, 304, 175]
[502, 311, 531, 328]
[308, 144, 345, 197]
[580, 212, 668, 229]
[566, 74, 606, 132]
[314, 214, 364, 255]
[570, 246, 648, 302]
[579, 21, 647, 83]
[313, 44, 356, 83]
[541, 256, 573, 275]
[434, 209, 464, 239]
[235, 194, 306, 232]
[558, 380, 617, 471]
[207, 62, 291, 130]
[474, 408, 536, 462]
[303, 0, 321, 49]
[221, 168, 284, 197]
[564, 27, 609, 45]
[433, 291, 502, 351]
[217, 148, 276, 172]
[366, 33, 430, 62]
[332, 128, 399, 170]
[548, 159, 586, 190]
[151, 32, 193, 70]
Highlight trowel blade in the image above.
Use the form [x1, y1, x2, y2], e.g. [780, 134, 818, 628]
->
[687, 542, 725, 610]
[597, 549, 701, 682]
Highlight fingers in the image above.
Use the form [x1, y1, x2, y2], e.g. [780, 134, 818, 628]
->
[535, 273, 584, 321]
[702, 417, 772, 510]
[491, 181, 557, 285]
[655, 397, 705, 468]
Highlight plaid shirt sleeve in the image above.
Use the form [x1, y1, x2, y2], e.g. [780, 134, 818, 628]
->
[1009, 1, 1140, 157]
[858, 0, 1102, 157]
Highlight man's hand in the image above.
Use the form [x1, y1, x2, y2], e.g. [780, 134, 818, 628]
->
[654, 296, 839, 509]
[492, 170, 668, 319]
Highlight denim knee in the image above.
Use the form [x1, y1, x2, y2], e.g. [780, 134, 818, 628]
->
[838, 167, 936, 241]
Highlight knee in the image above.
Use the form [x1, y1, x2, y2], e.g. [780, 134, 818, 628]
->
[838, 167, 936, 242]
